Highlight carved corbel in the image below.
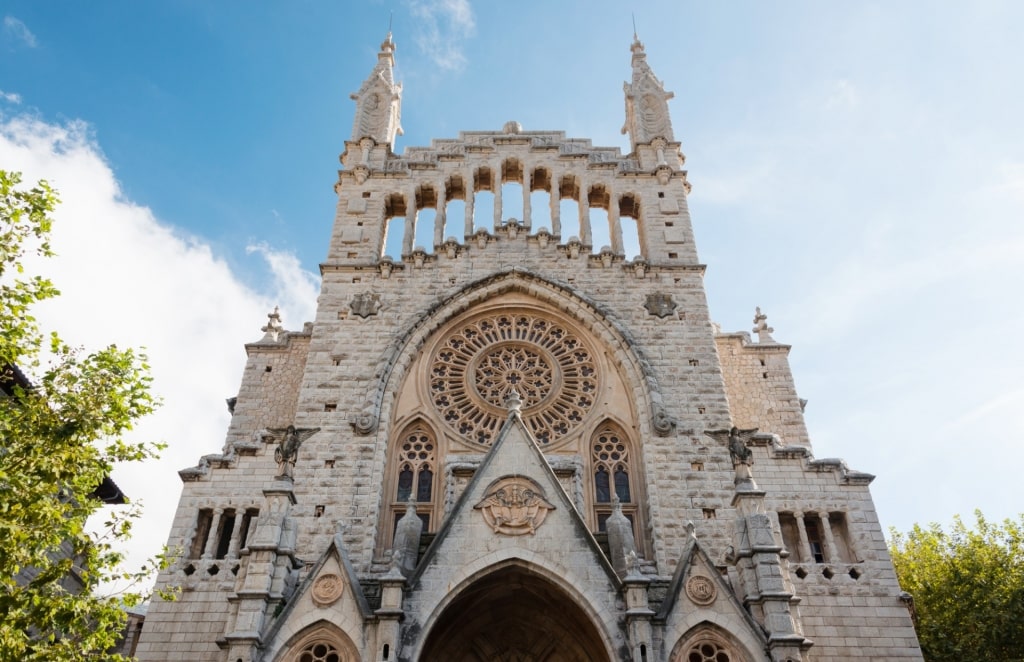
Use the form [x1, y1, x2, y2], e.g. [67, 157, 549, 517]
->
[377, 256, 394, 279]
[534, 228, 552, 248]
[630, 257, 649, 278]
[565, 236, 582, 259]
[350, 408, 378, 436]
[411, 247, 428, 267]
[473, 227, 492, 249]
[442, 237, 462, 259]
[352, 165, 370, 185]
[652, 406, 676, 437]
[503, 219, 523, 240]
[655, 164, 673, 186]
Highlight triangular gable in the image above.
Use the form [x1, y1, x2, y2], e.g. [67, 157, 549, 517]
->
[657, 531, 768, 657]
[409, 410, 620, 588]
[260, 531, 371, 658]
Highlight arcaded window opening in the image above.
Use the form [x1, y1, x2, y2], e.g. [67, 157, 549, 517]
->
[444, 175, 466, 240]
[619, 193, 642, 259]
[558, 175, 581, 240]
[382, 193, 407, 260]
[414, 185, 437, 252]
[500, 159, 524, 224]
[472, 167, 494, 233]
[530, 168, 553, 231]
[588, 184, 611, 251]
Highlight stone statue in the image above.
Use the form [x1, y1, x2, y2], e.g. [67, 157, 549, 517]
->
[704, 426, 758, 466]
[266, 425, 320, 479]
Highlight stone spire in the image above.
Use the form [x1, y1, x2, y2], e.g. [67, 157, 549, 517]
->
[621, 34, 675, 151]
[349, 32, 404, 147]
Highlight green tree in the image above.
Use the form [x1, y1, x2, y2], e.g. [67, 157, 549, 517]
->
[0, 170, 167, 661]
[889, 511, 1024, 662]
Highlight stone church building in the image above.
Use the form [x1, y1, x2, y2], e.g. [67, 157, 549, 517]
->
[136, 34, 923, 661]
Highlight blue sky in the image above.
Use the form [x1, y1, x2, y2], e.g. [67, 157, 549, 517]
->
[3, 2, 1023, 578]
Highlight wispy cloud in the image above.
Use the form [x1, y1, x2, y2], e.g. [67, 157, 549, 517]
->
[1, 113, 319, 585]
[245, 242, 320, 326]
[0, 89, 21, 104]
[3, 16, 37, 48]
[406, 0, 475, 71]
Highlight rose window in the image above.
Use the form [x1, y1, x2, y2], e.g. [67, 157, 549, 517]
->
[297, 643, 341, 662]
[430, 313, 598, 446]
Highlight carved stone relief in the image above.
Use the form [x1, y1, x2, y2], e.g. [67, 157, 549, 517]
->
[685, 574, 717, 605]
[473, 476, 555, 535]
[311, 573, 344, 606]
[350, 293, 382, 319]
[644, 293, 677, 318]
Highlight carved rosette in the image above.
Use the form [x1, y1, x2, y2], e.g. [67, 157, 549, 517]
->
[311, 573, 344, 606]
[474, 476, 555, 536]
[429, 312, 599, 447]
[685, 575, 717, 605]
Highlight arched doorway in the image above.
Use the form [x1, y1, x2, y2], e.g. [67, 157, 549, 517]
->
[418, 565, 612, 662]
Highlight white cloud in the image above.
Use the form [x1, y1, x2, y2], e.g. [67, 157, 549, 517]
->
[0, 89, 21, 104]
[3, 16, 37, 48]
[246, 242, 320, 326]
[1, 114, 319, 586]
[406, 0, 476, 71]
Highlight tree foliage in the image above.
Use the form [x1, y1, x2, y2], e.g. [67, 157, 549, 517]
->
[0, 170, 167, 661]
[889, 511, 1024, 662]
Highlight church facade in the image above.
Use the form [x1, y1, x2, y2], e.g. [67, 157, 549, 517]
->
[135, 35, 923, 662]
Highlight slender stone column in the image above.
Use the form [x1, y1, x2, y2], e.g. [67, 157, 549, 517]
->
[226, 509, 245, 559]
[550, 182, 561, 236]
[493, 169, 503, 230]
[819, 511, 839, 563]
[402, 195, 416, 256]
[522, 170, 532, 229]
[608, 194, 623, 254]
[794, 511, 811, 564]
[434, 182, 447, 247]
[579, 190, 592, 247]
[202, 508, 223, 559]
[464, 188, 475, 238]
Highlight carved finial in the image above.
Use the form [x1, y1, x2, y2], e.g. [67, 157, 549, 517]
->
[261, 306, 283, 342]
[622, 31, 674, 150]
[505, 389, 523, 414]
[752, 306, 775, 342]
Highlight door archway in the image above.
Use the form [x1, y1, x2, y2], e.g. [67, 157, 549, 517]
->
[418, 565, 612, 662]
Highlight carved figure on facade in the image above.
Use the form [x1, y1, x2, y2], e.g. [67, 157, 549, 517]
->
[704, 426, 758, 466]
[350, 293, 382, 319]
[644, 293, 677, 318]
[266, 425, 321, 480]
[474, 476, 555, 535]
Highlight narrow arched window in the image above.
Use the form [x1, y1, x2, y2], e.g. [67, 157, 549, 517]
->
[591, 424, 640, 547]
[385, 423, 439, 548]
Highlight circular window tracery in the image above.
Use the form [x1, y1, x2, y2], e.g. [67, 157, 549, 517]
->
[430, 312, 598, 446]
[687, 641, 732, 662]
[297, 642, 340, 662]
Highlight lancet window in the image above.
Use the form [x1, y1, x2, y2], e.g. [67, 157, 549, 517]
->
[591, 423, 639, 539]
[386, 423, 438, 540]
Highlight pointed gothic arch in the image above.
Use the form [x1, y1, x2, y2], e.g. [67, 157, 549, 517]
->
[416, 560, 616, 662]
[273, 621, 360, 662]
[668, 622, 761, 662]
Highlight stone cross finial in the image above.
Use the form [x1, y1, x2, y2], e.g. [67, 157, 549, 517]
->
[752, 306, 775, 342]
[505, 389, 523, 414]
[261, 306, 284, 342]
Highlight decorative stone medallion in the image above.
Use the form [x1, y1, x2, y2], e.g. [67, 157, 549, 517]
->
[430, 312, 598, 447]
[350, 293, 382, 319]
[311, 573, 344, 606]
[644, 293, 677, 318]
[685, 574, 717, 605]
[474, 476, 555, 536]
